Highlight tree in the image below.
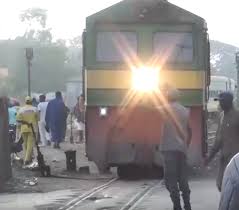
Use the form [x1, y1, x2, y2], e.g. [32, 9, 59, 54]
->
[20, 8, 52, 43]
[31, 44, 68, 92]
[36, 30, 52, 43]
[56, 39, 67, 47]
[20, 8, 47, 29]
[67, 36, 83, 70]
[70, 36, 82, 48]
[0, 8, 83, 97]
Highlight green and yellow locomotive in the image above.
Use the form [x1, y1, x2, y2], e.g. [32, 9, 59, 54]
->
[83, 0, 210, 176]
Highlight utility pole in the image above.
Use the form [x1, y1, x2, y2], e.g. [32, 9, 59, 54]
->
[25, 48, 34, 97]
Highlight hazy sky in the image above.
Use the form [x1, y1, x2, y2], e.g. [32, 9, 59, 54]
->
[0, 0, 238, 46]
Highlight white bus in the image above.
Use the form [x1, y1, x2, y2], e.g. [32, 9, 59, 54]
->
[208, 76, 236, 115]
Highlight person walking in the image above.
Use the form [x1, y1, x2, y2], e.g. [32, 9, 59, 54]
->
[74, 95, 85, 143]
[205, 92, 239, 192]
[159, 88, 192, 210]
[45, 91, 67, 149]
[63, 105, 70, 141]
[38, 94, 50, 146]
[8, 99, 21, 143]
[16, 96, 38, 166]
[219, 153, 239, 210]
[32, 97, 38, 107]
[8, 101, 18, 142]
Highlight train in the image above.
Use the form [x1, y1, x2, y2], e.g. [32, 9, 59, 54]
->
[208, 76, 236, 117]
[83, 0, 210, 177]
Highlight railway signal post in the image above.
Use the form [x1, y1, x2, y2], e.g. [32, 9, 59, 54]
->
[235, 52, 239, 107]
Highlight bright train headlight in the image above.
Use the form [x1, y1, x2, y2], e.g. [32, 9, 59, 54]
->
[99, 107, 108, 117]
[132, 67, 159, 92]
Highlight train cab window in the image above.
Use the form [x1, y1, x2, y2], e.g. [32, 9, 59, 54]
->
[96, 32, 137, 62]
[153, 32, 193, 63]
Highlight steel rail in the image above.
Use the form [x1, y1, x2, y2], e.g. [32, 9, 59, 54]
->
[208, 131, 216, 135]
[58, 178, 118, 210]
[120, 181, 162, 210]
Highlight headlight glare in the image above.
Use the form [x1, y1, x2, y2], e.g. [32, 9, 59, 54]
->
[132, 66, 159, 92]
[99, 107, 108, 117]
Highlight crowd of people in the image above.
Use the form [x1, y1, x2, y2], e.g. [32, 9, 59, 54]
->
[8, 91, 85, 167]
[7, 88, 239, 209]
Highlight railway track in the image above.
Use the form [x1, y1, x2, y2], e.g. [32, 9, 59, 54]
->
[57, 130, 217, 210]
[119, 182, 158, 210]
[207, 131, 216, 147]
[57, 178, 161, 210]
[58, 178, 118, 210]
[208, 131, 216, 135]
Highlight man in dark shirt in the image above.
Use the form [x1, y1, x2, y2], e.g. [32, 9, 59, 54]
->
[205, 92, 239, 192]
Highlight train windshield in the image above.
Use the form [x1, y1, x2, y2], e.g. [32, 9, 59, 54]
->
[153, 32, 193, 63]
[96, 32, 137, 62]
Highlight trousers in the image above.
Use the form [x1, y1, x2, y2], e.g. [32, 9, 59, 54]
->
[38, 121, 50, 146]
[21, 132, 34, 163]
[162, 151, 191, 210]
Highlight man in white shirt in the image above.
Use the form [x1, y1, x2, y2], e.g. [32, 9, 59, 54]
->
[38, 94, 50, 146]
